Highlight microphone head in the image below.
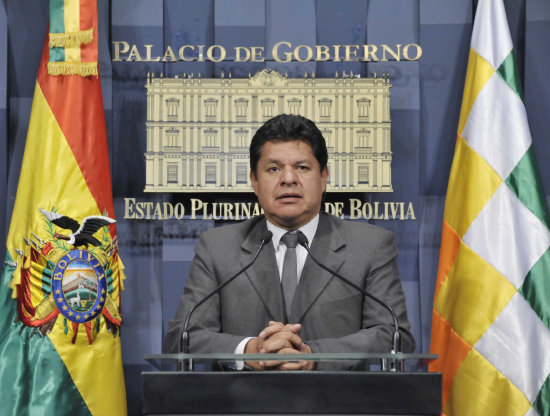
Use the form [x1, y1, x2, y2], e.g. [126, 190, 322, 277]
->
[296, 231, 309, 247]
[261, 230, 273, 244]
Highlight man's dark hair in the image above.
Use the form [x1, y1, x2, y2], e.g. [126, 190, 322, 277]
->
[249, 114, 328, 176]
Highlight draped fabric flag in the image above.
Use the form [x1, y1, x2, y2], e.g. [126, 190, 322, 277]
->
[429, 0, 550, 415]
[0, 1, 127, 415]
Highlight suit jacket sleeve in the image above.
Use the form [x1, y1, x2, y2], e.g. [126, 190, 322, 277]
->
[164, 228, 248, 354]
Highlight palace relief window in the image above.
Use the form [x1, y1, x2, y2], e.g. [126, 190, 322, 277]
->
[205, 165, 217, 184]
[357, 98, 371, 121]
[236, 164, 248, 184]
[204, 128, 219, 148]
[261, 98, 275, 119]
[288, 98, 301, 115]
[166, 98, 180, 120]
[322, 129, 334, 150]
[356, 129, 371, 150]
[204, 98, 218, 121]
[165, 128, 180, 149]
[234, 128, 248, 148]
[167, 164, 178, 184]
[235, 98, 249, 119]
[358, 165, 369, 184]
[318, 98, 332, 119]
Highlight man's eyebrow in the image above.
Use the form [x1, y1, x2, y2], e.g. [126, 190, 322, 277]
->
[264, 158, 313, 165]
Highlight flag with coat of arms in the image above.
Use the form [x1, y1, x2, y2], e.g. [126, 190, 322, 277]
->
[0, 0, 127, 414]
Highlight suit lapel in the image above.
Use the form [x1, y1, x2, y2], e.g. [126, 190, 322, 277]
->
[240, 218, 285, 322]
[290, 214, 346, 323]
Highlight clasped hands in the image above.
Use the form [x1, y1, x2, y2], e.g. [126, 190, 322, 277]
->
[244, 321, 315, 371]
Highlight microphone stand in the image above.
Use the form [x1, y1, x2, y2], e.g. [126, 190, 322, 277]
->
[179, 232, 272, 371]
[297, 232, 404, 371]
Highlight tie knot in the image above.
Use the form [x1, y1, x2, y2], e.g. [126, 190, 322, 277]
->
[281, 232, 298, 249]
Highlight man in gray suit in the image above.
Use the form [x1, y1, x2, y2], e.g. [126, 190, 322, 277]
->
[165, 114, 415, 370]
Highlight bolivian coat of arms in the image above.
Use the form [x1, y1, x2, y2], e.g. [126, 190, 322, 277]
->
[10, 208, 123, 344]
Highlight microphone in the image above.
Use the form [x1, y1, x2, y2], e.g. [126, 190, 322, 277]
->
[296, 231, 402, 355]
[180, 230, 273, 368]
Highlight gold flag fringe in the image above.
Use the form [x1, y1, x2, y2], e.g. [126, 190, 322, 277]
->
[49, 27, 94, 48]
[47, 61, 98, 77]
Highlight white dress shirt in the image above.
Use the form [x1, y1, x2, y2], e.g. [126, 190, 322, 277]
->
[233, 214, 320, 365]
[268, 214, 319, 283]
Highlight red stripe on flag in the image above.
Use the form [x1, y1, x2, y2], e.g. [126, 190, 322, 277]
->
[80, 0, 97, 63]
[36, 34, 115, 223]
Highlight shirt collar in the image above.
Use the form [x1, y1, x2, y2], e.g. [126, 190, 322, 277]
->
[266, 214, 320, 249]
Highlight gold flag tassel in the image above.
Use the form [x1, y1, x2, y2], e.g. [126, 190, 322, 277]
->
[47, 61, 98, 77]
[49, 27, 93, 48]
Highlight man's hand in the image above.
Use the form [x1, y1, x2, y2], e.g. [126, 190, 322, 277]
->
[244, 321, 315, 371]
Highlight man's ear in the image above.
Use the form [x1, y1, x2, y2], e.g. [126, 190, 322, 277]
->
[321, 166, 329, 192]
[250, 170, 258, 194]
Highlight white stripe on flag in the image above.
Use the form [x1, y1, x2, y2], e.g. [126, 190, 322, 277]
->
[461, 74, 532, 181]
[475, 292, 550, 403]
[524, 407, 539, 416]
[471, 0, 513, 70]
[463, 184, 550, 289]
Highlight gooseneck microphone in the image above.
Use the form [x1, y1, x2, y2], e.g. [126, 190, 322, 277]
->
[296, 231, 402, 354]
[180, 230, 273, 365]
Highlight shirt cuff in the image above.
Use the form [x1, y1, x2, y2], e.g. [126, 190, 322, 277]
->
[232, 337, 254, 370]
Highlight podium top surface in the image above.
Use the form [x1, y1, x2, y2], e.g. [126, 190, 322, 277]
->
[144, 352, 437, 369]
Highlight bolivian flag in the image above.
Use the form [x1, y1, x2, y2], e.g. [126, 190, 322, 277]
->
[430, 0, 550, 415]
[0, 1, 126, 415]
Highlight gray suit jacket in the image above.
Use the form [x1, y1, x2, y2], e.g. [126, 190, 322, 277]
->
[165, 213, 415, 367]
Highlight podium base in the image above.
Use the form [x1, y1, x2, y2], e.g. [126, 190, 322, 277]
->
[142, 371, 441, 415]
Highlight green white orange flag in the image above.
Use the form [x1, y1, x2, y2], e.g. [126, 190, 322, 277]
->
[0, 0, 127, 415]
[430, 0, 550, 415]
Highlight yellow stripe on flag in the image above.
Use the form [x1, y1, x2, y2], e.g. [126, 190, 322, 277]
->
[457, 48, 495, 136]
[51, 312, 126, 415]
[444, 348, 531, 416]
[63, 0, 80, 62]
[444, 136, 502, 238]
[7, 82, 99, 264]
[435, 241, 516, 346]
[6, 82, 126, 416]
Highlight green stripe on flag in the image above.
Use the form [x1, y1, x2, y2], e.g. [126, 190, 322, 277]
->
[48, 0, 65, 63]
[49, 0, 65, 34]
[534, 374, 550, 416]
[497, 51, 523, 101]
[0, 253, 90, 415]
[520, 247, 550, 330]
[49, 47, 66, 63]
[506, 146, 550, 230]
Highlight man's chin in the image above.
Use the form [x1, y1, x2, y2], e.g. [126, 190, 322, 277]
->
[268, 209, 312, 229]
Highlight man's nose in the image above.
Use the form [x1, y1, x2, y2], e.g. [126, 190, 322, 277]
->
[280, 167, 298, 184]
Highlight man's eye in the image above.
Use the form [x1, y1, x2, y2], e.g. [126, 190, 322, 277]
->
[298, 165, 310, 171]
[268, 166, 279, 172]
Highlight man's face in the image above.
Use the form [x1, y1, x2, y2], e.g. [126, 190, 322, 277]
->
[250, 140, 328, 230]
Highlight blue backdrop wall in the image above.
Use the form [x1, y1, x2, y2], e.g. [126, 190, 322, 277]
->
[2, 1, 550, 414]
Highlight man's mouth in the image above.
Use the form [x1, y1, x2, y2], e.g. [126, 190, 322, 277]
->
[277, 193, 301, 200]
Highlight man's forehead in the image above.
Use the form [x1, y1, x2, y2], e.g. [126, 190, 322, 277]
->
[262, 138, 312, 151]
[260, 140, 316, 161]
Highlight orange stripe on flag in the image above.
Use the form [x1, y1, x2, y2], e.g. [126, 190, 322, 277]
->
[434, 219, 460, 301]
[429, 309, 472, 408]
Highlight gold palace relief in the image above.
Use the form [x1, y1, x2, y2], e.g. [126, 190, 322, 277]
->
[144, 69, 392, 193]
